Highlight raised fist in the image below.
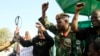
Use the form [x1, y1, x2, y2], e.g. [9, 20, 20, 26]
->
[76, 2, 85, 12]
[42, 2, 49, 12]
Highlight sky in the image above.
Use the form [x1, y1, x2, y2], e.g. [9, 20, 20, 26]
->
[0, 0, 88, 38]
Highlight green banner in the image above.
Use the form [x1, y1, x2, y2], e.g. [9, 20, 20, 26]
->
[56, 0, 100, 16]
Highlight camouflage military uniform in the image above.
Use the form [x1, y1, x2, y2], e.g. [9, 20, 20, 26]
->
[55, 31, 75, 56]
[39, 17, 77, 56]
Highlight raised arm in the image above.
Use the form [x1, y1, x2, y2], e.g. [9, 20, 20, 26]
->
[71, 2, 85, 32]
[39, 2, 50, 26]
[14, 27, 32, 47]
[36, 22, 54, 47]
[42, 2, 48, 21]
[19, 37, 32, 47]
[39, 2, 57, 34]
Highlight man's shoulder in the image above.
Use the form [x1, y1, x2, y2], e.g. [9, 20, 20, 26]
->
[32, 36, 38, 40]
[79, 27, 92, 31]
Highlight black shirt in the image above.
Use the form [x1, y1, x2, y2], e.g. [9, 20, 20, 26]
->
[76, 27, 100, 56]
[19, 31, 54, 56]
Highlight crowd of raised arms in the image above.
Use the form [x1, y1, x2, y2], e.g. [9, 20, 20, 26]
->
[0, 2, 100, 56]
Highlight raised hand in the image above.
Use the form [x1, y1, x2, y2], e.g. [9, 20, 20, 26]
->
[76, 2, 85, 12]
[36, 22, 46, 31]
[13, 27, 20, 42]
[42, 2, 49, 12]
[15, 27, 19, 34]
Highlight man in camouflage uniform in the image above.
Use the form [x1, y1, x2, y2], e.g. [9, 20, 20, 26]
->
[38, 2, 78, 56]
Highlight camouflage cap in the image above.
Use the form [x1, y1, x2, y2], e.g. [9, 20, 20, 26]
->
[56, 13, 69, 20]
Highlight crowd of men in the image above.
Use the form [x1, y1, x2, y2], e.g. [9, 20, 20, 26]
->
[0, 2, 100, 56]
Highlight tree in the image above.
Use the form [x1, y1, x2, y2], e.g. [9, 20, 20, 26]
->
[0, 28, 12, 46]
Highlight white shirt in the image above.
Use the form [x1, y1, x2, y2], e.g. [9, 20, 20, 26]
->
[20, 46, 33, 56]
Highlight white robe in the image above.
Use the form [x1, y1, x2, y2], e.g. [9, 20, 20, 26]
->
[20, 46, 33, 56]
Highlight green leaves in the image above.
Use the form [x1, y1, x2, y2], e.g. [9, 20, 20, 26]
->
[0, 28, 12, 45]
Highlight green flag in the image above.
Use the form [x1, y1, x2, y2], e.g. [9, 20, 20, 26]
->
[56, 0, 100, 16]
